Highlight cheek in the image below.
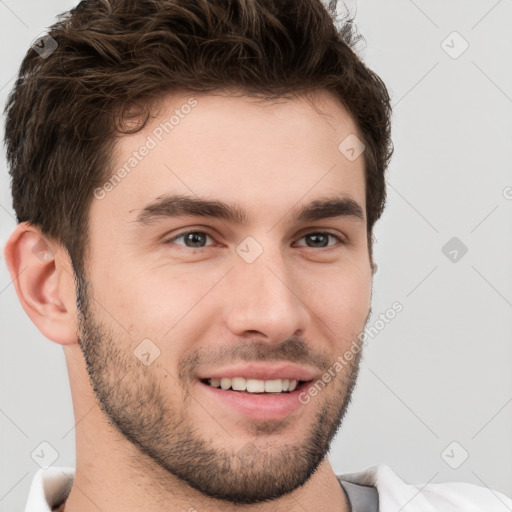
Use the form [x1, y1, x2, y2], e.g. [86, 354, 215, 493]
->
[306, 263, 372, 333]
[107, 266, 222, 346]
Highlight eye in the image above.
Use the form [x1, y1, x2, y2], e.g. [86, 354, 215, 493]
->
[165, 231, 215, 249]
[294, 231, 345, 249]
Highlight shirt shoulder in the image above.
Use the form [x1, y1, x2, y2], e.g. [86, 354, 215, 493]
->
[337, 464, 512, 512]
[24, 467, 75, 512]
[26, 464, 512, 512]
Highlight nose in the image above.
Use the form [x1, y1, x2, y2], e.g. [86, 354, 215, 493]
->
[222, 242, 311, 343]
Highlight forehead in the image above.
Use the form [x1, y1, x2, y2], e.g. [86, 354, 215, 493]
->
[91, 89, 366, 231]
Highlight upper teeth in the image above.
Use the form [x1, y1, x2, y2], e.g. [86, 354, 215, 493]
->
[208, 377, 298, 393]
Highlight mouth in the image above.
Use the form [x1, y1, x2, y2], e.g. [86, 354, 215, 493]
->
[200, 377, 311, 395]
[194, 362, 320, 420]
[197, 376, 315, 421]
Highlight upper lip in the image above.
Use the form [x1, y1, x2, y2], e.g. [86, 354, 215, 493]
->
[197, 362, 318, 382]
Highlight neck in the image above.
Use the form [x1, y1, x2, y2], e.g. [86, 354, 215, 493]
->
[61, 408, 349, 512]
[61, 455, 349, 512]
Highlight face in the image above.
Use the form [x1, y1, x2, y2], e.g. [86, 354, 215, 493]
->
[76, 89, 372, 505]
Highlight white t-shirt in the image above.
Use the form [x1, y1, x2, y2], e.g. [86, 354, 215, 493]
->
[24, 465, 512, 512]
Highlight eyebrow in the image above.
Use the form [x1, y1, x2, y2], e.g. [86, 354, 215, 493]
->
[132, 193, 365, 227]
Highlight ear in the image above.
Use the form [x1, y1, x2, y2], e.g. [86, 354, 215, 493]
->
[3, 222, 79, 345]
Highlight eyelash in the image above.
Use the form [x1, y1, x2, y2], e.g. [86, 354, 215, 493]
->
[164, 230, 345, 250]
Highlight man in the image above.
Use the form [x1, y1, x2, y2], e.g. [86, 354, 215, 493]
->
[3, 0, 511, 510]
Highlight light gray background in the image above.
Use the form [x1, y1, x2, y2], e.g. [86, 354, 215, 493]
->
[1, 1, 511, 510]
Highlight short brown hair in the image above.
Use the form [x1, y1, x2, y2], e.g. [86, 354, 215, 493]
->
[3, 0, 393, 274]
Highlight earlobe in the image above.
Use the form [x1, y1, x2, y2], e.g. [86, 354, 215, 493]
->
[3, 222, 79, 346]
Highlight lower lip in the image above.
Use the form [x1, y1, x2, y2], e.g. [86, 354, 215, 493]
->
[197, 380, 310, 421]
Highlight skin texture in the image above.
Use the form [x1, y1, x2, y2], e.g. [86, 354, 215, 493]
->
[5, 89, 373, 512]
